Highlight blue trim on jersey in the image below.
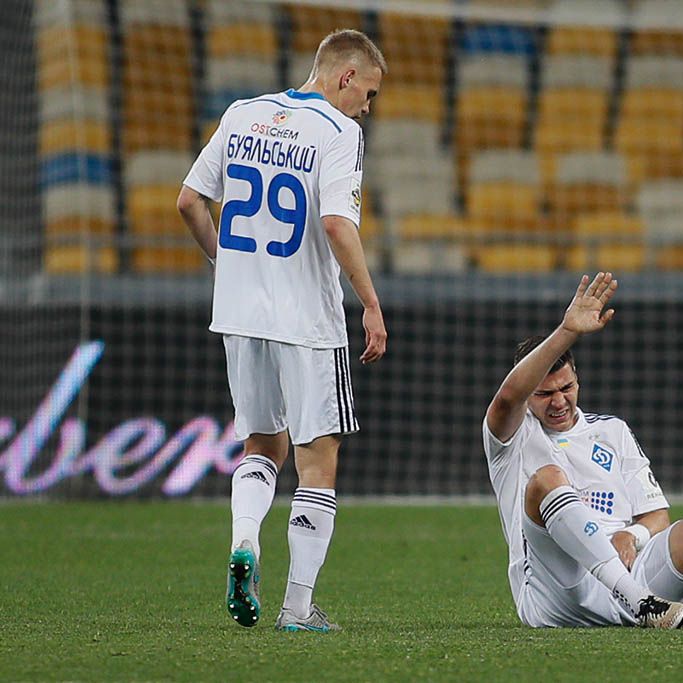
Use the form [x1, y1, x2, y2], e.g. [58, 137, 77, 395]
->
[285, 88, 325, 101]
[232, 95, 342, 133]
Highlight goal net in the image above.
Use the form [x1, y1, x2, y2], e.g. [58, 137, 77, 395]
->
[2, 0, 683, 498]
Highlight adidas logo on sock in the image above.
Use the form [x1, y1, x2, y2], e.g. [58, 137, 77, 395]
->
[289, 514, 316, 530]
[241, 470, 268, 483]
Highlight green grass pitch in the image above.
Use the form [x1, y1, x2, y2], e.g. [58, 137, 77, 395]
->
[1, 502, 681, 682]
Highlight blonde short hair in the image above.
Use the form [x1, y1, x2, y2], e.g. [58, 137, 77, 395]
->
[313, 29, 388, 75]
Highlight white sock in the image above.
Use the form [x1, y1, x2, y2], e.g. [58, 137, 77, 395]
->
[230, 454, 278, 560]
[282, 488, 336, 619]
[540, 486, 648, 615]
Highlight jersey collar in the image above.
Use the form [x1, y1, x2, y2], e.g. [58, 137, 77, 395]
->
[285, 88, 326, 101]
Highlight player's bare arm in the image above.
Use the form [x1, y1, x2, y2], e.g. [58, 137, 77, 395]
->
[177, 185, 218, 260]
[486, 272, 618, 442]
[322, 214, 387, 364]
[611, 508, 670, 570]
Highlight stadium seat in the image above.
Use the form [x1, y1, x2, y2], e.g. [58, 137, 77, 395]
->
[466, 150, 541, 231]
[397, 213, 473, 241]
[40, 121, 111, 156]
[369, 120, 444, 157]
[379, 12, 451, 86]
[127, 184, 204, 273]
[365, 155, 456, 219]
[455, 52, 529, 152]
[393, 212, 471, 273]
[547, 27, 618, 58]
[456, 87, 527, 150]
[125, 151, 194, 187]
[637, 180, 683, 241]
[207, 23, 278, 59]
[459, 24, 537, 57]
[39, 87, 109, 129]
[475, 245, 558, 272]
[615, 57, 683, 174]
[564, 212, 645, 272]
[37, 26, 109, 91]
[547, 152, 629, 225]
[206, 57, 278, 95]
[374, 84, 444, 122]
[631, 1, 683, 56]
[45, 216, 118, 274]
[534, 55, 612, 156]
[36, 0, 116, 274]
[286, 5, 363, 53]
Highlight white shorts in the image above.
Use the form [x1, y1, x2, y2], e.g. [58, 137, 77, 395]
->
[222, 335, 359, 445]
[518, 517, 683, 627]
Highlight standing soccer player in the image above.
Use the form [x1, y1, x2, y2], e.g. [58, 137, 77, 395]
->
[177, 30, 387, 632]
[484, 272, 683, 628]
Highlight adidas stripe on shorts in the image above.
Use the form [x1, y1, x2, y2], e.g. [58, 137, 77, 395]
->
[223, 335, 359, 445]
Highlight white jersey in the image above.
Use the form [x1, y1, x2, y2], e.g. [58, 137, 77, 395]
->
[483, 407, 668, 610]
[183, 89, 365, 348]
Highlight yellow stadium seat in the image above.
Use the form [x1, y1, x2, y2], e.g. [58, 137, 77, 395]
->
[456, 88, 527, 150]
[538, 89, 609, 121]
[37, 26, 109, 90]
[626, 151, 683, 183]
[131, 248, 204, 273]
[476, 245, 557, 272]
[45, 246, 118, 274]
[565, 244, 645, 272]
[547, 27, 618, 58]
[38, 25, 108, 61]
[467, 183, 540, 230]
[564, 211, 644, 272]
[631, 30, 683, 56]
[128, 185, 203, 272]
[123, 121, 193, 154]
[128, 185, 188, 234]
[573, 211, 644, 238]
[374, 84, 444, 122]
[547, 185, 627, 223]
[379, 12, 450, 85]
[207, 23, 278, 58]
[614, 120, 683, 156]
[397, 214, 472, 241]
[45, 216, 118, 274]
[39, 55, 108, 91]
[535, 120, 603, 154]
[40, 121, 111, 155]
[286, 5, 363, 53]
[620, 89, 683, 121]
[656, 246, 683, 270]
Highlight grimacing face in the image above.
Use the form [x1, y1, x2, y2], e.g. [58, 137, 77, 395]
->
[527, 362, 579, 432]
[336, 64, 383, 120]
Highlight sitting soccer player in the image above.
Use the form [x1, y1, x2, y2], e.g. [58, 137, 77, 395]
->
[483, 271, 683, 628]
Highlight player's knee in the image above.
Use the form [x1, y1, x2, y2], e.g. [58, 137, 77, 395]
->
[525, 465, 570, 515]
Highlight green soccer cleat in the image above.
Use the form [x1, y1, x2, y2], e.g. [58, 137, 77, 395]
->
[226, 540, 260, 627]
[275, 604, 341, 633]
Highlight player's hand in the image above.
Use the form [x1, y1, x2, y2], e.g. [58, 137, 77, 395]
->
[360, 304, 387, 364]
[561, 272, 618, 336]
[611, 530, 638, 570]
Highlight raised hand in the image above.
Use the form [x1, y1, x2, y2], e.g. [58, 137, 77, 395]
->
[561, 272, 618, 336]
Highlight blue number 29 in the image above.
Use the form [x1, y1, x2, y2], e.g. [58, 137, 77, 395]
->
[219, 163, 307, 258]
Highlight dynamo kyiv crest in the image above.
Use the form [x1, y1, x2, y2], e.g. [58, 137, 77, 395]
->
[591, 443, 614, 472]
